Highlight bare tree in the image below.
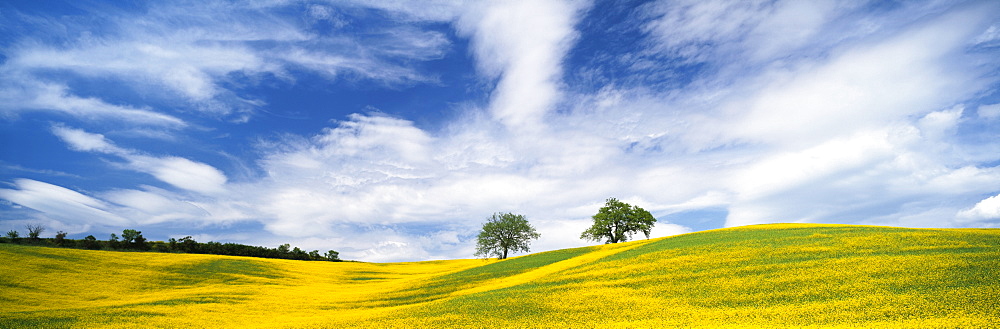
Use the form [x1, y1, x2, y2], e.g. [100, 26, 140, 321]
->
[25, 224, 45, 241]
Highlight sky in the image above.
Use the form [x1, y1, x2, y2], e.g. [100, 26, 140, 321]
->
[1, 0, 999, 262]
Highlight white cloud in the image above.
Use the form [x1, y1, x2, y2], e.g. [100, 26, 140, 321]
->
[103, 187, 208, 225]
[0, 80, 187, 126]
[592, 1, 1000, 229]
[639, 0, 874, 67]
[745, 0, 839, 60]
[722, 123, 1000, 227]
[642, 0, 772, 62]
[9, 35, 268, 107]
[719, 18, 977, 147]
[133, 156, 228, 195]
[959, 194, 1000, 220]
[51, 126, 228, 195]
[357, 240, 427, 263]
[278, 35, 446, 85]
[731, 129, 898, 202]
[0, 0, 453, 123]
[316, 114, 434, 163]
[979, 103, 1000, 119]
[340, 0, 466, 22]
[0, 179, 128, 227]
[918, 106, 964, 140]
[526, 218, 592, 254]
[51, 125, 122, 154]
[456, 0, 587, 132]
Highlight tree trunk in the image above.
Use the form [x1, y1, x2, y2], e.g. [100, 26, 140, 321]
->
[502, 248, 508, 259]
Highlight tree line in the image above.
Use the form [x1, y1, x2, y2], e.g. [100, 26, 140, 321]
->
[475, 197, 657, 260]
[1, 226, 341, 262]
[4, 197, 654, 262]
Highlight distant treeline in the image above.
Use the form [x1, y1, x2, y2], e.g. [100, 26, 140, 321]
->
[2, 226, 341, 262]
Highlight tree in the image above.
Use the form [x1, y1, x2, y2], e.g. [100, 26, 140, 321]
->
[82, 235, 100, 250]
[108, 233, 120, 249]
[291, 247, 307, 260]
[179, 236, 198, 253]
[121, 229, 148, 250]
[55, 231, 68, 247]
[25, 224, 45, 242]
[580, 198, 656, 244]
[6, 230, 19, 243]
[122, 229, 140, 244]
[277, 243, 290, 254]
[133, 233, 148, 250]
[151, 241, 169, 252]
[474, 212, 541, 260]
[325, 250, 340, 261]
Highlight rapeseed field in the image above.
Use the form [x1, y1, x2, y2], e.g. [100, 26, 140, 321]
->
[2, 223, 997, 328]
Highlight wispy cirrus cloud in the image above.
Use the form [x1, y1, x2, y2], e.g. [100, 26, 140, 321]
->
[0, 79, 187, 127]
[0, 0, 453, 124]
[0, 179, 128, 227]
[51, 125, 228, 195]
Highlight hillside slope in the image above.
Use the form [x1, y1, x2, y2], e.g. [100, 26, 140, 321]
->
[2, 223, 998, 328]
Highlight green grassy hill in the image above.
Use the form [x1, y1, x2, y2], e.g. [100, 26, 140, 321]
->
[2, 223, 998, 328]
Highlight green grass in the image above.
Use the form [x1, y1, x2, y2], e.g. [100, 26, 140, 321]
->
[1, 223, 998, 328]
[373, 245, 598, 306]
[378, 224, 1000, 327]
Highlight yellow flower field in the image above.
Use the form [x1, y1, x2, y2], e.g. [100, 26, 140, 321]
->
[2, 223, 998, 328]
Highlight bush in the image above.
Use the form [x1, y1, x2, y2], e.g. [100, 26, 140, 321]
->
[6, 230, 20, 244]
[54, 231, 68, 247]
[82, 235, 101, 250]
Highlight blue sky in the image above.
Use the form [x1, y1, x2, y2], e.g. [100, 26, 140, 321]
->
[1, 0, 999, 262]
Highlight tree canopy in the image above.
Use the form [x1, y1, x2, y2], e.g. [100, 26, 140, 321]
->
[0, 227, 342, 262]
[474, 212, 541, 260]
[580, 198, 656, 244]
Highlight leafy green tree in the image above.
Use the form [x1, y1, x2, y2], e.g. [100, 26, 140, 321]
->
[121, 229, 149, 250]
[474, 212, 541, 260]
[179, 236, 198, 253]
[325, 250, 340, 261]
[122, 229, 140, 244]
[291, 247, 307, 260]
[151, 241, 169, 252]
[133, 233, 148, 250]
[108, 233, 120, 249]
[580, 198, 657, 244]
[6, 230, 19, 244]
[82, 235, 101, 250]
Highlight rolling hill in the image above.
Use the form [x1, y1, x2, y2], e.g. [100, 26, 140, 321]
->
[2, 223, 997, 328]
